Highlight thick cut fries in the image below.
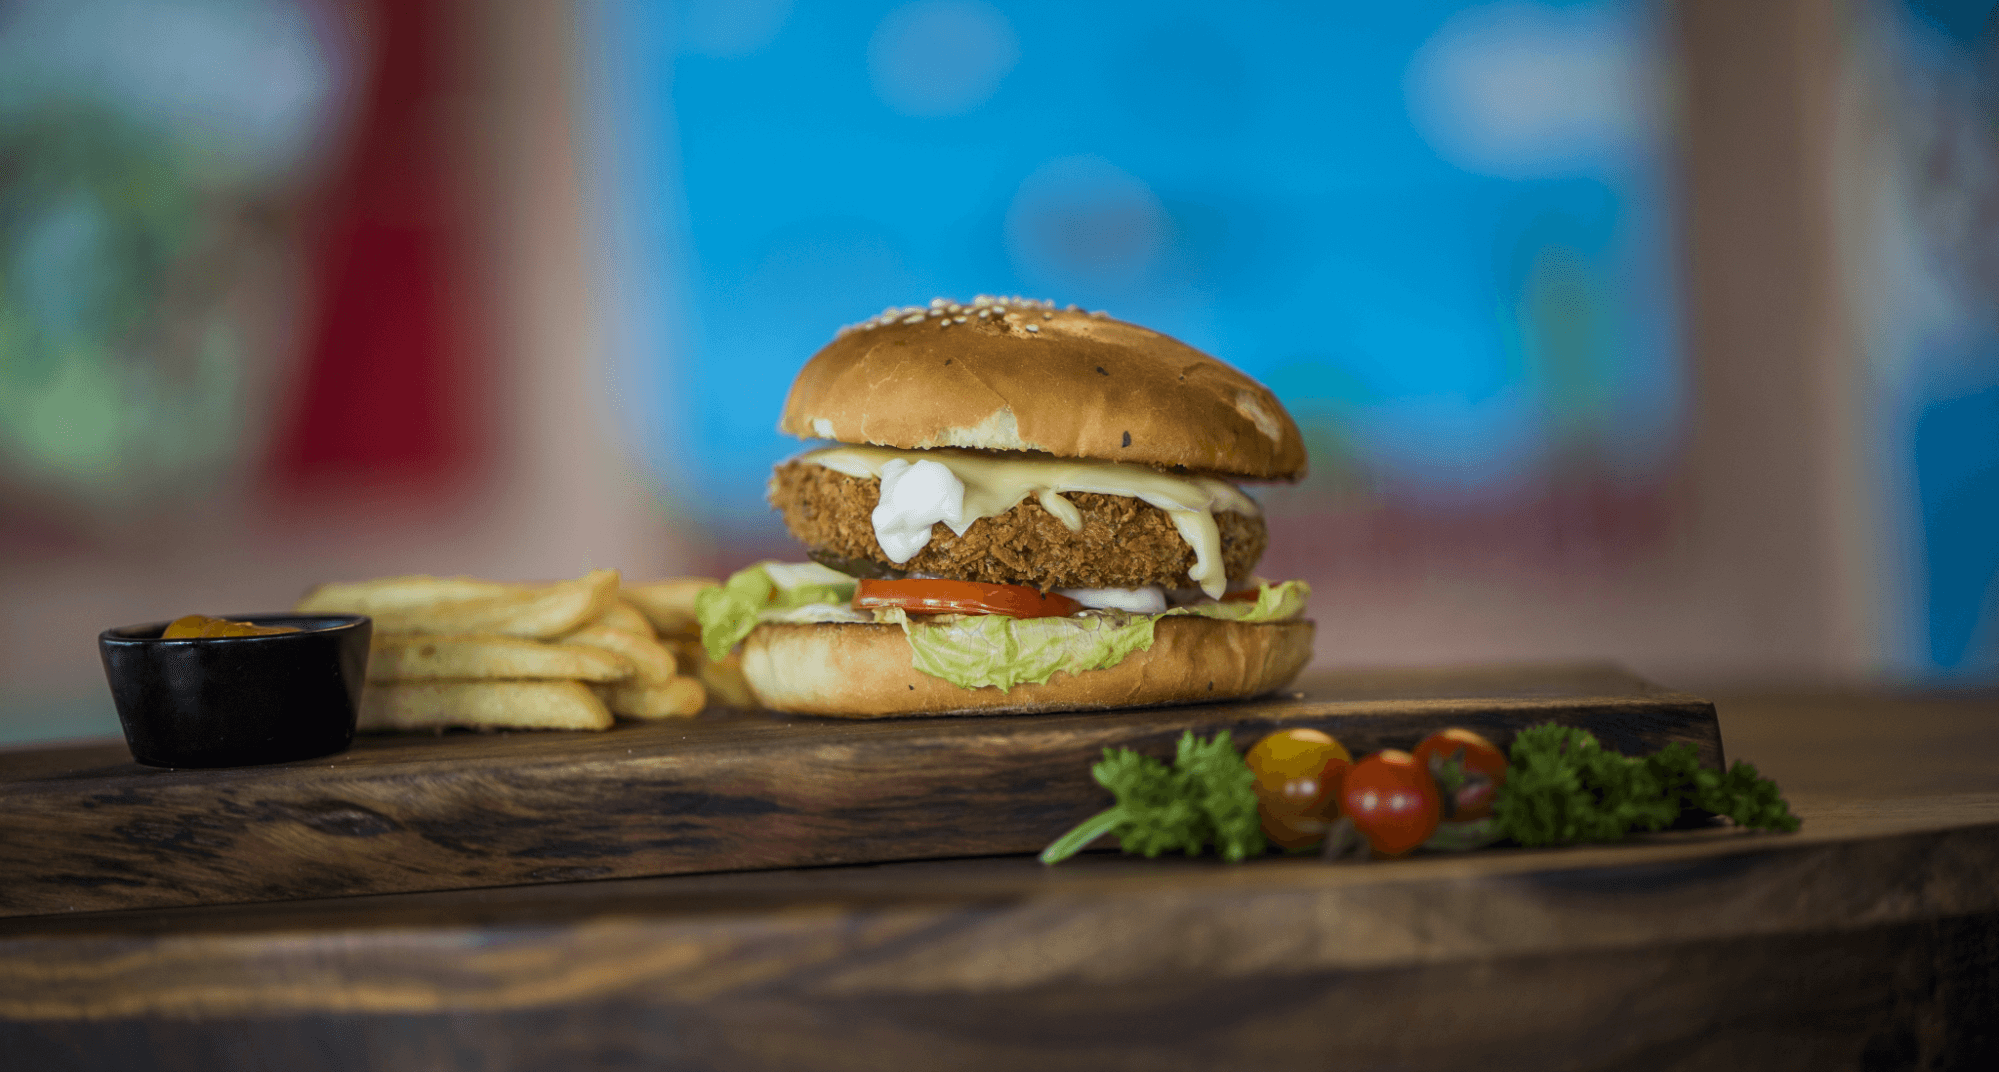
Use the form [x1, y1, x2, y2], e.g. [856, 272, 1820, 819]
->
[621, 578, 715, 637]
[368, 635, 633, 683]
[586, 600, 656, 638]
[662, 636, 757, 708]
[359, 681, 613, 732]
[296, 575, 521, 615]
[302, 568, 741, 732]
[301, 569, 620, 639]
[697, 650, 757, 708]
[597, 676, 705, 719]
[563, 624, 680, 683]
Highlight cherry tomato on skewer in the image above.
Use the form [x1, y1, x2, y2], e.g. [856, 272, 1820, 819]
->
[1412, 728, 1509, 821]
[1341, 750, 1442, 857]
[1244, 728, 1352, 849]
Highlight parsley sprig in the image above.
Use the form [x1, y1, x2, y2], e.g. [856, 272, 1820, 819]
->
[1040, 731, 1265, 864]
[1494, 724, 1800, 847]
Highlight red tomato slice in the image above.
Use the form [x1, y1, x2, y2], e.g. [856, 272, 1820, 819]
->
[1341, 750, 1441, 857]
[853, 578, 1082, 618]
[1221, 587, 1263, 603]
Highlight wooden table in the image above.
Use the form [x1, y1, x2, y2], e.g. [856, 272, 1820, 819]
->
[3, 687, 1995, 1071]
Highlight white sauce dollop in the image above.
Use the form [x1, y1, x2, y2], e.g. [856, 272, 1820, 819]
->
[871, 458, 972, 563]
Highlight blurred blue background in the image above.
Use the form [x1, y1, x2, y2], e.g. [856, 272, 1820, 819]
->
[594, 0, 1682, 522]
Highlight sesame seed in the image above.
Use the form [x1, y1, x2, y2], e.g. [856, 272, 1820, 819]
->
[835, 295, 1088, 338]
[1026, 324, 1040, 332]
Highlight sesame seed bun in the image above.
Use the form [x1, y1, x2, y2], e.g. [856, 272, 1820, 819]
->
[738, 615, 1315, 717]
[778, 299, 1307, 481]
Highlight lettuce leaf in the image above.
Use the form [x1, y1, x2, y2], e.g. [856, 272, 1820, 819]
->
[1174, 579, 1310, 624]
[697, 570, 1309, 690]
[695, 563, 857, 661]
[876, 607, 1157, 689]
[890, 580, 1310, 691]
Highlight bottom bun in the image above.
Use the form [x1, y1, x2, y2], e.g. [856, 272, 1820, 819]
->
[741, 616, 1314, 718]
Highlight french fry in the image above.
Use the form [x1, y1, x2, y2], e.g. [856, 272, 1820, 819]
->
[658, 636, 697, 675]
[579, 599, 655, 638]
[296, 575, 522, 615]
[621, 578, 715, 638]
[368, 635, 633, 683]
[358, 681, 613, 732]
[660, 636, 756, 708]
[305, 569, 620, 639]
[598, 676, 706, 720]
[697, 650, 757, 708]
[563, 624, 679, 683]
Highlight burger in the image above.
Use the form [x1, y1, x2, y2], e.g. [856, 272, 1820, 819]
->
[694, 295, 1313, 717]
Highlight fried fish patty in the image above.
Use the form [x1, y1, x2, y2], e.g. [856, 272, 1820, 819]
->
[768, 460, 1267, 591]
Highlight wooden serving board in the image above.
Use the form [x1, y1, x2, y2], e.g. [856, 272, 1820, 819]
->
[0, 663, 1721, 918]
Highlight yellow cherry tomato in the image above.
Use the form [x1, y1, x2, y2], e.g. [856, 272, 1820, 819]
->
[1244, 728, 1353, 850]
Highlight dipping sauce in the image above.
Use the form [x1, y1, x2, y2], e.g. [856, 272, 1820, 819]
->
[161, 615, 302, 639]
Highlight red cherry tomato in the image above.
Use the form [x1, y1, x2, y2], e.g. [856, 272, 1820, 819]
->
[852, 578, 1082, 618]
[1244, 728, 1352, 849]
[1341, 750, 1441, 857]
[1411, 728, 1509, 821]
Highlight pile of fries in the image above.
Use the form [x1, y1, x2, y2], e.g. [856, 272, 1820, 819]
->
[295, 569, 752, 733]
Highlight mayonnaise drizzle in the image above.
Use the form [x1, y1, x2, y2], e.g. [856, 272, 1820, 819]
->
[799, 445, 1258, 599]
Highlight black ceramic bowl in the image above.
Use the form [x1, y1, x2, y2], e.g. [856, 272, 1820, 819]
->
[98, 615, 371, 768]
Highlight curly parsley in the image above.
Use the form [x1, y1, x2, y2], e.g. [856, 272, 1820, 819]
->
[1040, 730, 1265, 864]
[1494, 724, 1800, 847]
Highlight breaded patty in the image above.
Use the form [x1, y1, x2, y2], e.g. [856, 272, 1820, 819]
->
[768, 460, 1267, 591]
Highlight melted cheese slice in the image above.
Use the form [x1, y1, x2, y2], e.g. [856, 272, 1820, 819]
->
[798, 445, 1258, 598]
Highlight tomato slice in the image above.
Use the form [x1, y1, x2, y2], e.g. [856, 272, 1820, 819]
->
[853, 578, 1082, 618]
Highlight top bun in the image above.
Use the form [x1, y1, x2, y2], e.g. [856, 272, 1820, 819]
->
[778, 297, 1307, 481]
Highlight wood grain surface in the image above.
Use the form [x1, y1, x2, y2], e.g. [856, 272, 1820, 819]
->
[0, 664, 1719, 918]
[0, 688, 1995, 1071]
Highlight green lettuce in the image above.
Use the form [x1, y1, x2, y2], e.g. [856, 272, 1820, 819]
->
[888, 580, 1310, 691]
[876, 607, 1156, 690]
[697, 569, 1310, 690]
[695, 563, 857, 661]
[1176, 578, 1310, 623]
